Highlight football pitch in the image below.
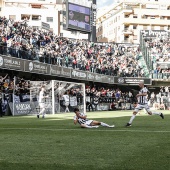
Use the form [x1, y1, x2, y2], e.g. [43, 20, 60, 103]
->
[0, 110, 170, 170]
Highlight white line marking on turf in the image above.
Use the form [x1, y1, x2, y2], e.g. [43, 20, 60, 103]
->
[0, 128, 170, 133]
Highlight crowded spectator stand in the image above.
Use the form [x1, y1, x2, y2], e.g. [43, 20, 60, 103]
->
[0, 17, 147, 78]
[0, 72, 170, 117]
[140, 30, 170, 79]
[0, 17, 170, 116]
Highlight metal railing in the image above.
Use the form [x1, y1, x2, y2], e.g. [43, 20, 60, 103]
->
[0, 45, 143, 77]
[140, 32, 170, 75]
[152, 73, 170, 80]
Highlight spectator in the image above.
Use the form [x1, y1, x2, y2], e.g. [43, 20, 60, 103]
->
[0, 17, 145, 77]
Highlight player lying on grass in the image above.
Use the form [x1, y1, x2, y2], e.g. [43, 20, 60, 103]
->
[126, 82, 164, 127]
[74, 108, 115, 128]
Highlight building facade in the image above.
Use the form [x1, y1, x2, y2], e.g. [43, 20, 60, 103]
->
[97, 0, 170, 43]
[1, 0, 62, 34]
[1, 0, 90, 39]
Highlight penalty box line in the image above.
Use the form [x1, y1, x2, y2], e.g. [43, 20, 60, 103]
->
[0, 128, 170, 133]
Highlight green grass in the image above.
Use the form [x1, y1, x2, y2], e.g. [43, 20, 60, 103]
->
[0, 110, 170, 170]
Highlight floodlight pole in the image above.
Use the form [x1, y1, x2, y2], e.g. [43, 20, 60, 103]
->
[83, 83, 86, 114]
[59, 81, 61, 113]
[88, 0, 97, 42]
[12, 76, 16, 116]
[52, 80, 55, 115]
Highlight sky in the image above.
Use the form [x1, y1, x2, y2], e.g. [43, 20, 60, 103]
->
[97, 0, 116, 9]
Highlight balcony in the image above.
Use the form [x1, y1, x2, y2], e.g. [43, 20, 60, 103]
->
[134, 8, 170, 17]
[122, 29, 133, 35]
[123, 18, 170, 25]
[123, 39, 132, 43]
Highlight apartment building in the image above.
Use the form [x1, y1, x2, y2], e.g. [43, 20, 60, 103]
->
[97, 0, 170, 43]
[1, 0, 90, 39]
[1, 0, 62, 34]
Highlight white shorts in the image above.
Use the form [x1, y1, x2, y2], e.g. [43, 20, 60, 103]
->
[39, 103, 45, 109]
[84, 120, 93, 126]
[134, 104, 150, 113]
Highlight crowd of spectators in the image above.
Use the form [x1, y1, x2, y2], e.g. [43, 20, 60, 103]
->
[145, 35, 170, 79]
[0, 72, 170, 115]
[149, 86, 170, 110]
[0, 16, 145, 77]
[0, 74, 30, 95]
[0, 73, 30, 115]
[86, 85, 170, 110]
[85, 85, 135, 111]
[86, 85, 133, 102]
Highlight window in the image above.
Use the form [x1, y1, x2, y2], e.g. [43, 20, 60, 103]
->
[124, 35, 129, 40]
[150, 16, 155, 19]
[133, 25, 137, 29]
[133, 35, 137, 40]
[143, 25, 148, 30]
[32, 15, 41, 21]
[33, 26, 40, 30]
[98, 35, 102, 41]
[21, 14, 30, 20]
[160, 26, 164, 30]
[124, 25, 129, 30]
[31, 4, 41, 8]
[143, 15, 147, 19]
[9, 15, 16, 20]
[46, 17, 53, 22]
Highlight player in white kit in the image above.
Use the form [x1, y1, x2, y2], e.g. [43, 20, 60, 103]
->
[126, 81, 164, 127]
[37, 86, 49, 118]
[63, 92, 70, 112]
[74, 108, 115, 128]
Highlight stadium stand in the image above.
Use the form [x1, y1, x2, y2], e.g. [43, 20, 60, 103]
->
[140, 30, 170, 79]
[0, 17, 170, 115]
[0, 17, 147, 77]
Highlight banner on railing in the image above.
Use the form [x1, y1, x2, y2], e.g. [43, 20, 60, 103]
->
[51, 65, 62, 75]
[114, 77, 152, 85]
[0, 55, 152, 85]
[71, 70, 87, 80]
[0, 55, 24, 71]
[62, 67, 71, 78]
[141, 30, 170, 38]
[25, 60, 51, 75]
[9, 102, 32, 116]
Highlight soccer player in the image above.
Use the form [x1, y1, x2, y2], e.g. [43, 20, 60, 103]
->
[74, 108, 115, 128]
[126, 81, 164, 127]
[37, 86, 49, 118]
[63, 91, 70, 112]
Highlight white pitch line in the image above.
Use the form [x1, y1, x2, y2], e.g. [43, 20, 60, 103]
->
[0, 128, 170, 133]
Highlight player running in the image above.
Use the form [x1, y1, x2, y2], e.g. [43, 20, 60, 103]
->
[74, 108, 115, 128]
[126, 81, 164, 127]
